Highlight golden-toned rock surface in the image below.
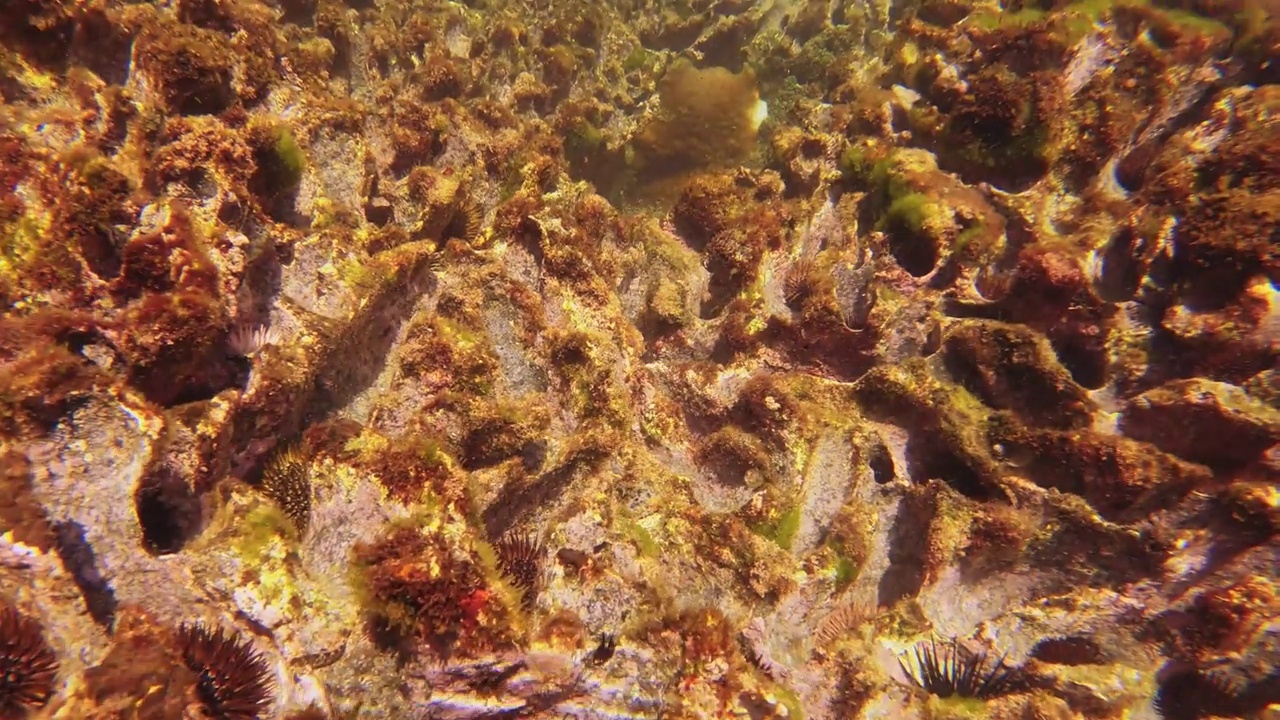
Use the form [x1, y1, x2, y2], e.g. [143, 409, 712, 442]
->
[0, 0, 1276, 718]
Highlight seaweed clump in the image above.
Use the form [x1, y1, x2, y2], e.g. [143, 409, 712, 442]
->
[131, 16, 237, 116]
[76, 607, 196, 718]
[354, 524, 513, 652]
[630, 59, 765, 182]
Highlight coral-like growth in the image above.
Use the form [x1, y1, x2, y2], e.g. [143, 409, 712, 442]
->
[640, 607, 745, 715]
[178, 622, 275, 720]
[0, 606, 58, 719]
[259, 447, 311, 533]
[899, 637, 1020, 699]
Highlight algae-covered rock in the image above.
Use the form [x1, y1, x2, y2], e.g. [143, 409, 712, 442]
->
[1121, 379, 1280, 470]
[853, 360, 1008, 501]
[3, 0, 1278, 717]
[943, 319, 1094, 429]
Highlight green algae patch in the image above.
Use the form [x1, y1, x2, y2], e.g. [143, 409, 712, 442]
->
[952, 223, 989, 260]
[868, 152, 917, 202]
[839, 144, 873, 183]
[965, 7, 1048, 30]
[773, 686, 804, 720]
[234, 504, 299, 562]
[884, 193, 937, 235]
[0, 214, 47, 284]
[623, 45, 650, 73]
[273, 127, 306, 185]
[924, 694, 989, 719]
[617, 514, 661, 558]
[755, 503, 803, 551]
[832, 547, 859, 590]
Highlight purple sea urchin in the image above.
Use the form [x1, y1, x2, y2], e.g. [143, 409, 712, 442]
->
[178, 622, 275, 720]
[783, 255, 819, 306]
[899, 637, 1020, 700]
[0, 606, 58, 719]
[494, 533, 544, 608]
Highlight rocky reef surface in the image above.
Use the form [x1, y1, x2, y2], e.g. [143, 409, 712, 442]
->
[1, 0, 1277, 718]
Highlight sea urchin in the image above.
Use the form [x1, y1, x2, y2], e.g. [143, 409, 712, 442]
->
[0, 606, 58, 719]
[260, 447, 312, 533]
[178, 622, 275, 720]
[899, 637, 1020, 699]
[494, 533, 544, 608]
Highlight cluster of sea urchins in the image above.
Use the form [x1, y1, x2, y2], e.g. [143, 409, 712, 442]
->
[0, 606, 278, 720]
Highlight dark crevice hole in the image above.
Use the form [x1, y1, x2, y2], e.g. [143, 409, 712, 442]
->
[886, 227, 938, 278]
[135, 462, 203, 554]
[868, 441, 895, 484]
[1095, 226, 1145, 302]
[1051, 333, 1108, 390]
[904, 436, 1000, 500]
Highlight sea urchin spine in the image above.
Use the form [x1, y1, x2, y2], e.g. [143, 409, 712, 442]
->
[494, 533, 544, 608]
[899, 637, 1020, 699]
[178, 622, 275, 720]
[260, 446, 312, 534]
[0, 606, 58, 720]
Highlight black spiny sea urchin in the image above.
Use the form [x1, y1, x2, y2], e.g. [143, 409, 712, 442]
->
[260, 447, 312, 533]
[0, 606, 58, 719]
[178, 622, 275, 720]
[899, 637, 1020, 699]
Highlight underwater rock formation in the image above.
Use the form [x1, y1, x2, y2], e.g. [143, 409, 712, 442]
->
[0, 0, 1277, 718]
